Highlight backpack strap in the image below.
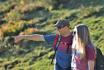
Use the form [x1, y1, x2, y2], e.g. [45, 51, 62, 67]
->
[51, 34, 61, 64]
[55, 35, 61, 51]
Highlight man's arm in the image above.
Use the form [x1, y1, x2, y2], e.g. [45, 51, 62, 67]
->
[14, 34, 45, 43]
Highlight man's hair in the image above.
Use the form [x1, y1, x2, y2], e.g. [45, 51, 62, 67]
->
[55, 19, 70, 28]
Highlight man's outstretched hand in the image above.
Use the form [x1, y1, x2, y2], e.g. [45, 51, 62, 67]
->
[12, 36, 23, 44]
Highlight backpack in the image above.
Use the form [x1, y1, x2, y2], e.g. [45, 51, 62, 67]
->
[95, 47, 104, 70]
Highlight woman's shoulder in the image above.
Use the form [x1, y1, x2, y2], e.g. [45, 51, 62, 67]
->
[86, 44, 95, 49]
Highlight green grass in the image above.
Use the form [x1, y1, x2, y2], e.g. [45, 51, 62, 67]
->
[0, 0, 104, 70]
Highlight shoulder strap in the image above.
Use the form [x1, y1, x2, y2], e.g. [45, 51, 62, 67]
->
[51, 34, 61, 64]
[55, 35, 61, 51]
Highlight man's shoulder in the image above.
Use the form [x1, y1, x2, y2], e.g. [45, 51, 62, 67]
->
[43, 34, 56, 42]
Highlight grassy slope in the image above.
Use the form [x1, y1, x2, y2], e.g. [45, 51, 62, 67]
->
[0, 0, 104, 70]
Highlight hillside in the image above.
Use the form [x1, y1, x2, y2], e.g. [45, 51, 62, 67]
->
[0, 0, 104, 70]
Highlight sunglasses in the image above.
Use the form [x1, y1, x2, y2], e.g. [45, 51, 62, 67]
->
[73, 31, 76, 36]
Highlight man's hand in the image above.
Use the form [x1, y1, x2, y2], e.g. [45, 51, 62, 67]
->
[13, 36, 23, 44]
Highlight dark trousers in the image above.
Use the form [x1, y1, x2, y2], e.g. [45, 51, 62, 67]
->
[54, 63, 71, 70]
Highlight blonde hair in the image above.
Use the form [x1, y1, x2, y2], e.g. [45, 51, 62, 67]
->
[72, 24, 93, 59]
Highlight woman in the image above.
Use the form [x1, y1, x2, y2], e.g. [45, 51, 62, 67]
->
[71, 24, 96, 70]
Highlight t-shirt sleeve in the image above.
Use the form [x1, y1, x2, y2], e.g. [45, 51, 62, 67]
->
[86, 46, 96, 60]
[43, 34, 56, 44]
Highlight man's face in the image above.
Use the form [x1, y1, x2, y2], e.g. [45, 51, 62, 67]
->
[57, 26, 70, 35]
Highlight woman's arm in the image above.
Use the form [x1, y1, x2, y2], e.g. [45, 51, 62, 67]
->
[88, 60, 95, 70]
[86, 45, 96, 70]
[14, 34, 45, 43]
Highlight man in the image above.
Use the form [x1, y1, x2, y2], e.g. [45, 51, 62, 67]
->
[14, 19, 73, 70]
